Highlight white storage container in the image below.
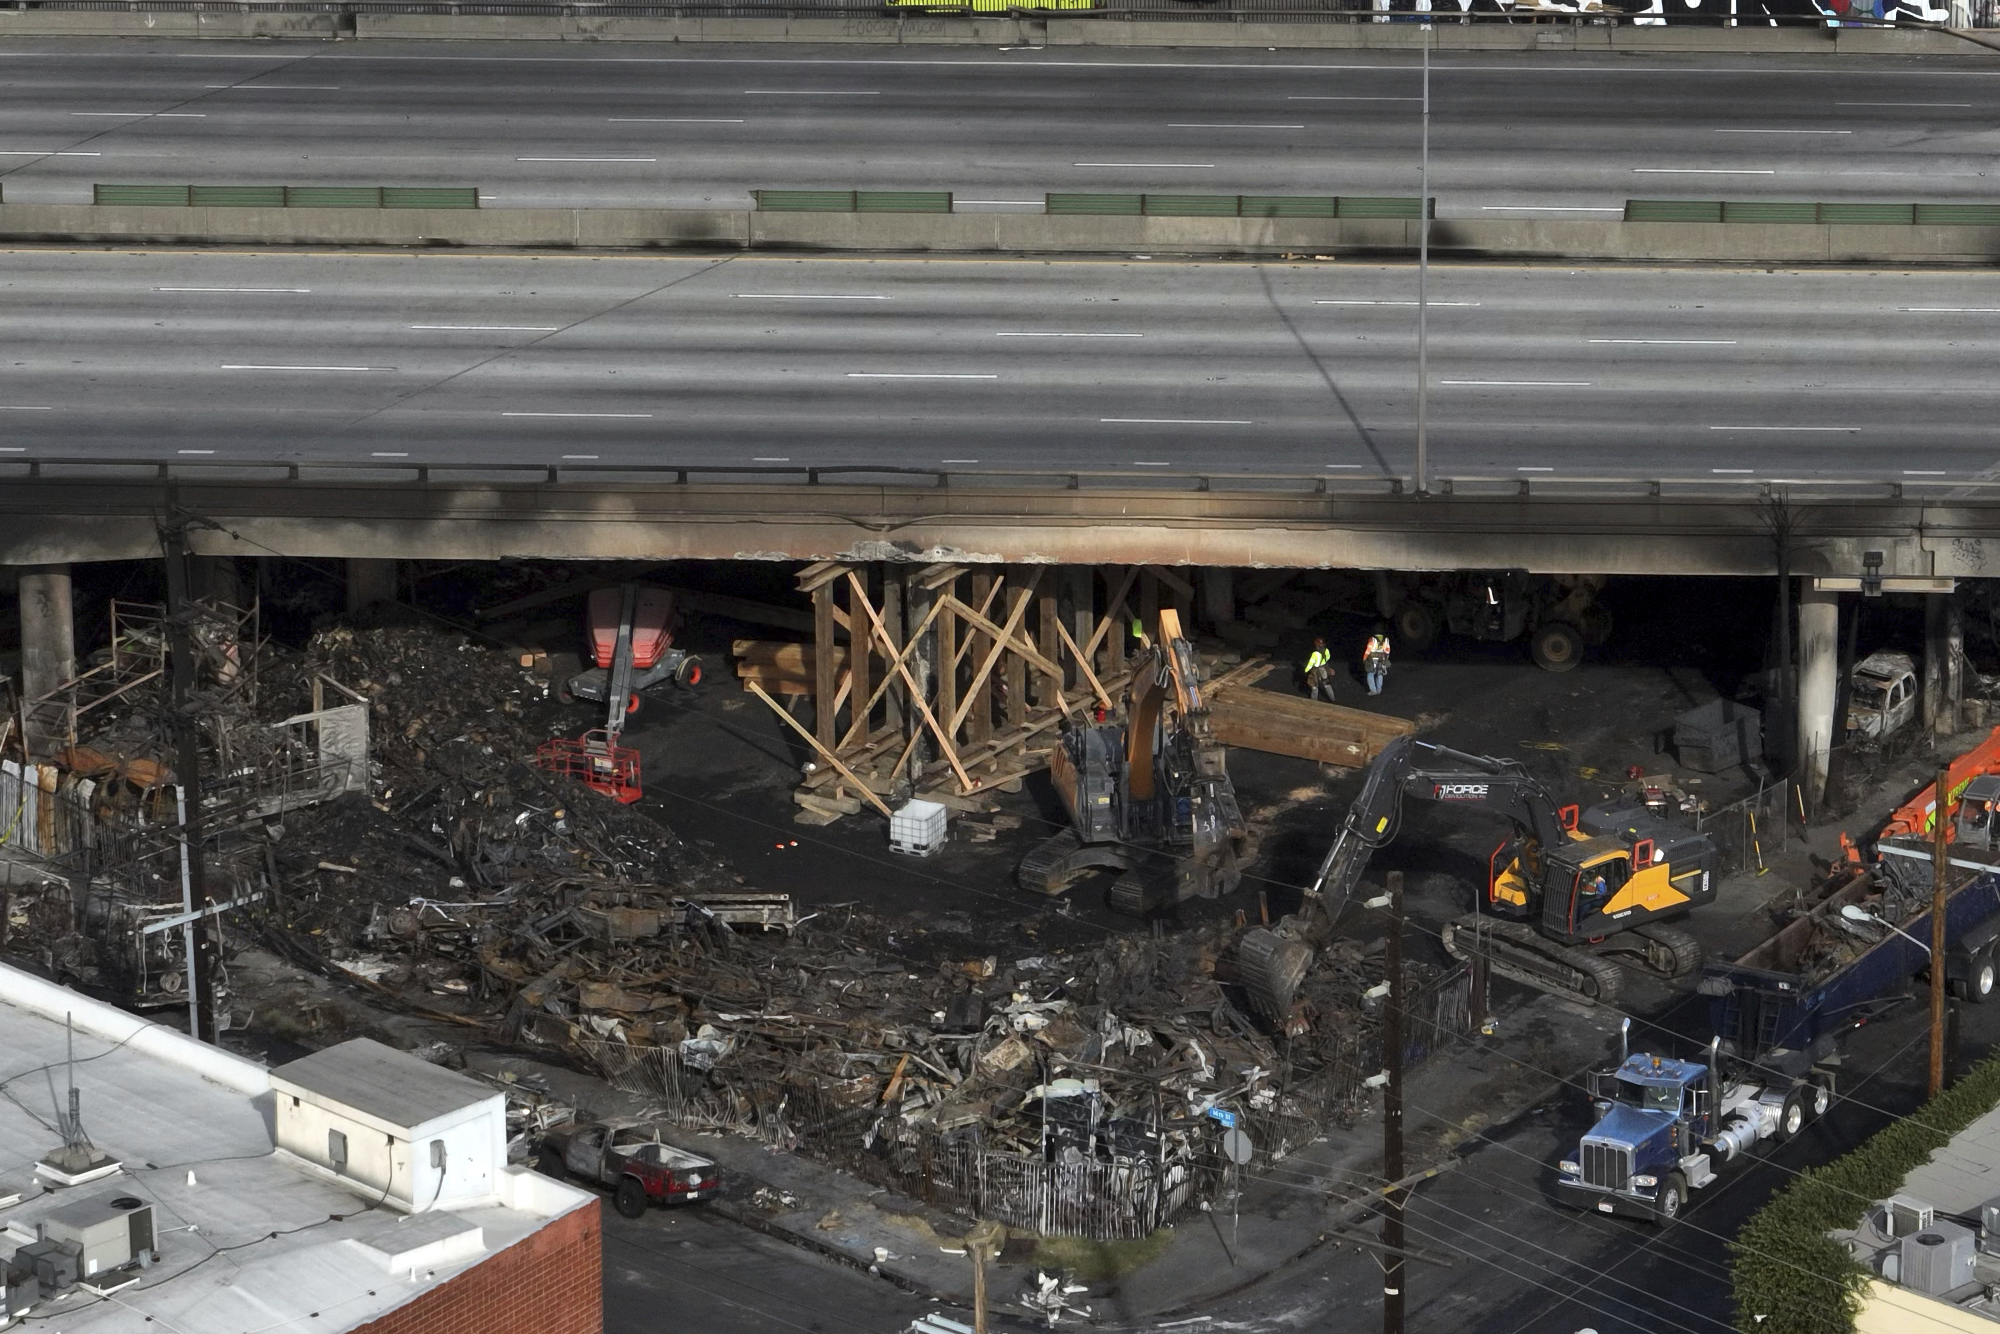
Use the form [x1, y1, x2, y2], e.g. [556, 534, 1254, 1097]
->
[889, 800, 948, 857]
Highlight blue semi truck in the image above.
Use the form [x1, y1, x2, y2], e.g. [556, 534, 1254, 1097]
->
[1553, 855, 2000, 1226]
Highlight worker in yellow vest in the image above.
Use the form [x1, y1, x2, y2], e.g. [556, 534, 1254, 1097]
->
[1304, 637, 1335, 703]
[1364, 627, 1392, 697]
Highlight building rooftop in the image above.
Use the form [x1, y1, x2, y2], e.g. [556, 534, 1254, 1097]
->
[273, 1037, 497, 1131]
[0, 963, 592, 1334]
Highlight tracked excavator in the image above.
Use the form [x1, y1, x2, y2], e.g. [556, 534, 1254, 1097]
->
[1017, 608, 1245, 916]
[1272, 735, 1718, 1006]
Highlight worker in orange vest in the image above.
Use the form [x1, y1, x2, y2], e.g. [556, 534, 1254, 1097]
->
[1363, 627, 1392, 697]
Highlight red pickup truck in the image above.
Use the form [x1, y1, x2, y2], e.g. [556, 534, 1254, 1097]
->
[536, 1118, 721, 1218]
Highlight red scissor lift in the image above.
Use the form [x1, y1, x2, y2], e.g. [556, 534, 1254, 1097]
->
[535, 729, 644, 805]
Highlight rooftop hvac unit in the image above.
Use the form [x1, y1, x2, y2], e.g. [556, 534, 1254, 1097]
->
[1980, 1196, 2000, 1255]
[37, 1194, 156, 1279]
[1886, 1194, 1936, 1239]
[1902, 1221, 1978, 1298]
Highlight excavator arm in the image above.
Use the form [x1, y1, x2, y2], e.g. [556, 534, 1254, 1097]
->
[1306, 735, 1576, 921]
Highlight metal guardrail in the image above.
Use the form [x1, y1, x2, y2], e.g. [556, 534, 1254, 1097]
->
[752, 189, 952, 213]
[1627, 199, 2000, 225]
[4, 454, 1998, 502]
[1046, 193, 1431, 218]
[93, 184, 478, 209]
[13, 0, 1994, 25]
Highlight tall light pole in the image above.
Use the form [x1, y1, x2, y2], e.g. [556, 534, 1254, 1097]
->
[1414, 21, 1433, 497]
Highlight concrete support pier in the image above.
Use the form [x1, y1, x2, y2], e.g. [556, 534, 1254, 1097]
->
[1797, 587, 1840, 809]
[15, 565, 75, 757]
[345, 558, 397, 613]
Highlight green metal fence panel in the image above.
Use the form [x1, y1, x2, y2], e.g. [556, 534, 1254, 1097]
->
[381, 187, 479, 210]
[1721, 200, 1817, 224]
[1240, 195, 1338, 219]
[855, 191, 952, 214]
[1045, 193, 1144, 216]
[1915, 203, 2000, 227]
[189, 185, 286, 208]
[1623, 199, 1723, 223]
[285, 186, 386, 209]
[1139, 194, 1240, 218]
[1817, 202, 1916, 225]
[753, 190, 859, 212]
[1334, 196, 1428, 219]
[95, 184, 193, 206]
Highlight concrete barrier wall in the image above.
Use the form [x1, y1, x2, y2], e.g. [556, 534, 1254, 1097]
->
[0, 7, 1982, 52]
[5, 203, 1997, 263]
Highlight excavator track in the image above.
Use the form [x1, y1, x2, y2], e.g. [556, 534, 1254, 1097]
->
[1016, 831, 1130, 897]
[1624, 922, 1703, 979]
[1444, 915, 1625, 1006]
[1107, 855, 1184, 917]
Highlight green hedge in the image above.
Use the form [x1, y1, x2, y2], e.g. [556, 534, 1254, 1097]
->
[1731, 1053, 2000, 1334]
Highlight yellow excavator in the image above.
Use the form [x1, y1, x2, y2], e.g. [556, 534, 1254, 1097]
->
[1019, 609, 1245, 916]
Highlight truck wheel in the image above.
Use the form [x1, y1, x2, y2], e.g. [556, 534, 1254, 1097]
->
[1956, 949, 1996, 1004]
[613, 1176, 649, 1219]
[1810, 1077, 1833, 1119]
[1395, 602, 1440, 653]
[1653, 1172, 1687, 1228]
[1531, 622, 1583, 673]
[1779, 1090, 1808, 1141]
[535, 1147, 565, 1180]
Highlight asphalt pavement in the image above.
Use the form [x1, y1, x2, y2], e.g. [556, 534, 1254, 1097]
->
[5, 248, 1996, 483]
[1, 43, 1998, 213]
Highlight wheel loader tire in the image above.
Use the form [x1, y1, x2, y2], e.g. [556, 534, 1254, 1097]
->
[1531, 622, 1584, 673]
[614, 1175, 650, 1219]
[1396, 602, 1440, 653]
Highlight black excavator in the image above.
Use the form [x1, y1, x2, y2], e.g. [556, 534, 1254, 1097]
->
[1245, 736, 1718, 1011]
[1017, 608, 1245, 916]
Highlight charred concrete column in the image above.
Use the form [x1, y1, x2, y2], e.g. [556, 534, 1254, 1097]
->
[344, 558, 397, 613]
[1927, 593, 1963, 736]
[1200, 567, 1234, 633]
[15, 564, 75, 757]
[1797, 587, 1840, 810]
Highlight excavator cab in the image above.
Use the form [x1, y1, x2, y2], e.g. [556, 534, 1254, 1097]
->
[1542, 826, 1715, 946]
[1486, 803, 1581, 916]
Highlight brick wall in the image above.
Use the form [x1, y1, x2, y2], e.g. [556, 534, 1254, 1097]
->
[351, 1199, 601, 1334]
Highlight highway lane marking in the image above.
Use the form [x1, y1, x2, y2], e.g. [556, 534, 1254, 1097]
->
[1905, 470, 1950, 475]
[1708, 425, 1859, 432]
[502, 411, 654, 418]
[370, 451, 409, 457]
[753, 456, 791, 461]
[72, 112, 207, 118]
[177, 449, 215, 455]
[1588, 339, 1738, 345]
[0, 406, 51, 411]
[1075, 162, 1216, 168]
[942, 458, 980, 463]
[1324, 463, 1362, 468]
[410, 324, 560, 331]
[737, 293, 889, 299]
[1440, 380, 1592, 386]
[0, 150, 99, 156]
[1316, 299, 1480, 306]
[1838, 101, 1972, 108]
[222, 364, 391, 371]
[1633, 168, 1777, 175]
[204, 84, 343, 90]
[1166, 123, 1304, 129]
[1287, 95, 1420, 101]
[1903, 307, 2000, 313]
[1711, 468, 1755, 473]
[1714, 128, 1851, 134]
[848, 373, 998, 379]
[562, 454, 600, 459]
[1102, 417, 1253, 424]
[0, 445, 26, 450]
[995, 332, 1144, 338]
[607, 117, 747, 123]
[1517, 466, 1554, 472]
[742, 90, 880, 95]
[1132, 461, 1173, 466]
[517, 156, 657, 162]
[162, 286, 310, 293]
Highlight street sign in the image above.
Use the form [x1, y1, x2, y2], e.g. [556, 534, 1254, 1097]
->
[1222, 1128, 1255, 1166]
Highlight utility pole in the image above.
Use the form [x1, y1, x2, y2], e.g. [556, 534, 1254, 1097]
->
[1413, 25, 1433, 498]
[1382, 870, 1406, 1334]
[160, 500, 220, 1044]
[1932, 761, 1950, 1097]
